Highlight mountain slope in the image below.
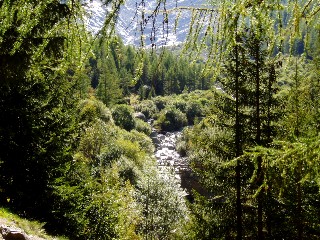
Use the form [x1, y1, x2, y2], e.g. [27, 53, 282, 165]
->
[85, 0, 207, 46]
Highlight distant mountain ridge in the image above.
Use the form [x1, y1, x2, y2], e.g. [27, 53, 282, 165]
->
[85, 0, 207, 47]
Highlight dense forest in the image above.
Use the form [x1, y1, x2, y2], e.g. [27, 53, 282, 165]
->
[0, 0, 320, 239]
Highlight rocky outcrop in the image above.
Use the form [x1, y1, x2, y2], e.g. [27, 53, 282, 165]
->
[0, 225, 48, 240]
[0, 225, 29, 240]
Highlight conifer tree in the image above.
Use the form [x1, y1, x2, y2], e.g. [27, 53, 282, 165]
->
[0, 0, 87, 218]
[96, 40, 123, 106]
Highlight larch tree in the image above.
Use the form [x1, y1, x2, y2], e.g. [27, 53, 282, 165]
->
[0, 0, 83, 217]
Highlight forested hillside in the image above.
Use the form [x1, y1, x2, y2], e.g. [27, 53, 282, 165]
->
[89, 37, 212, 103]
[0, 0, 320, 239]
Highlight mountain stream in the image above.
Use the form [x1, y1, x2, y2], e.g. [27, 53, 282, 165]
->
[149, 122, 199, 199]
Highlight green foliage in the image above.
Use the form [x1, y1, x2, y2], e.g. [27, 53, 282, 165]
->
[52, 105, 187, 239]
[92, 40, 213, 98]
[276, 57, 320, 139]
[134, 100, 158, 119]
[153, 96, 170, 111]
[156, 106, 188, 131]
[92, 37, 127, 106]
[78, 98, 112, 124]
[179, 115, 256, 238]
[1, 0, 320, 239]
[0, 0, 86, 219]
[133, 90, 215, 131]
[184, 192, 237, 239]
[136, 168, 189, 240]
[239, 136, 320, 239]
[83, 169, 140, 240]
[53, 164, 141, 240]
[177, 54, 320, 238]
[122, 129, 154, 155]
[185, 100, 204, 124]
[171, 99, 187, 113]
[112, 104, 135, 131]
[52, 118, 143, 239]
[134, 118, 152, 136]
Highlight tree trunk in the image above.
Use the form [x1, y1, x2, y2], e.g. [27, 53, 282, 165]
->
[297, 170, 303, 240]
[294, 58, 303, 240]
[257, 156, 263, 239]
[255, 38, 263, 240]
[235, 32, 242, 240]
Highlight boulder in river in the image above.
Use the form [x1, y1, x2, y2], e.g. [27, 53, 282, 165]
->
[133, 112, 146, 121]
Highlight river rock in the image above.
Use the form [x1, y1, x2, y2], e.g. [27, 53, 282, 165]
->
[166, 144, 175, 150]
[150, 127, 199, 197]
[160, 156, 167, 161]
[150, 131, 157, 138]
[0, 225, 30, 240]
[151, 137, 160, 145]
[133, 112, 146, 121]
[159, 135, 165, 140]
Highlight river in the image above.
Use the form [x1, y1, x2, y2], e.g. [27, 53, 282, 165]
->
[149, 123, 201, 199]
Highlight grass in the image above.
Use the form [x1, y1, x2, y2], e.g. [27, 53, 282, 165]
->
[0, 207, 68, 240]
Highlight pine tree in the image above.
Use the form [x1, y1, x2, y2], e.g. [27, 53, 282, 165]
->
[0, 0, 86, 218]
[95, 40, 123, 106]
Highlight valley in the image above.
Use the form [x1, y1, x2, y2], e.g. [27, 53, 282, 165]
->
[0, 1, 320, 239]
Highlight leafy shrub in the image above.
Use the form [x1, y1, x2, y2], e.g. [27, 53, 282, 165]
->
[136, 168, 189, 240]
[53, 119, 147, 239]
[153, 96, 169, 111]
[79, 100, 97, 123]
[78, 98, 112, 124]
[112, 104, 135, 131]
[134, 100, 158, 119]
[97, 143, 123, 167]
[53, 165, 140, 240]
[135, 118, 152, 135]
[78, 120, 112, 163]
[95, 100, 113, 122]
[176, 139, 187, 157]
[197, 97, 210, 106]
[122, 129, 154, 155]
[156, 106, 187, 131]
[171, 99, 187, 112]
[115, 138, 144, 167]
[117, 156, 140, 185]
[186, 100, 203, 124]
